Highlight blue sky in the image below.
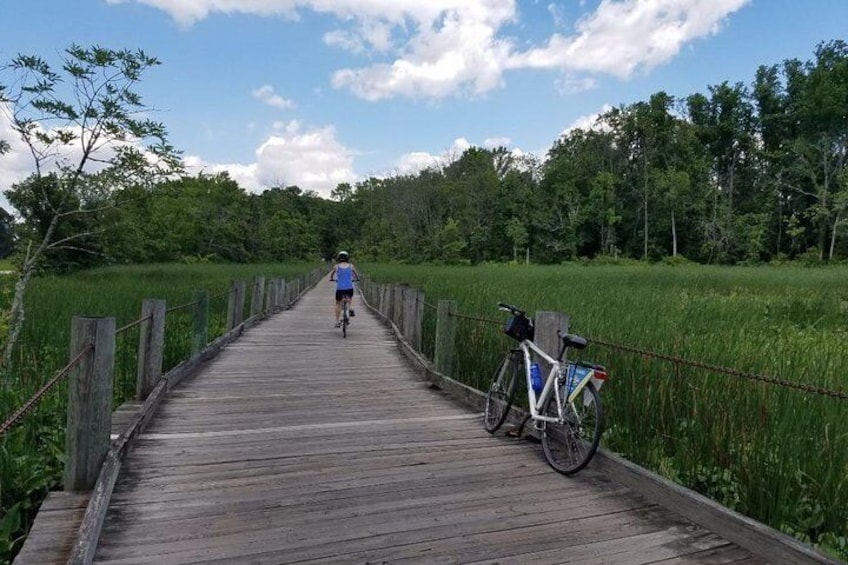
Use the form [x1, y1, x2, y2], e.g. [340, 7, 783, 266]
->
[1, 0, 847, 201]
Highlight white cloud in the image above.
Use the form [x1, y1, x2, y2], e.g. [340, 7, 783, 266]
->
[185, 121, 355, 196]
[561, 103, 614, 136]
[0, 107, 32, 212]
[514, 0, 750, 79]
[0, 102, 157, 212]
[391, 137, 470, 175]
[112, 0, 749, 100]
[324, 19, 393, 54]
[483, 136, 511, 148]
[252, 85, 296, 109]
[554, 74, 598, 94]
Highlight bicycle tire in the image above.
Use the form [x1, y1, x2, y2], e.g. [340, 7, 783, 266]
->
[541, 380, 603, 474]
[342, 302, 348, 338]
[483, 353, 520, 433]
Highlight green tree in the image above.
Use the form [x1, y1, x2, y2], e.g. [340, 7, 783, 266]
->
[0, 45, 181, 377]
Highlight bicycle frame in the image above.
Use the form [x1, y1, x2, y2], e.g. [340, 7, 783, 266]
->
[517, 339, 602, 424]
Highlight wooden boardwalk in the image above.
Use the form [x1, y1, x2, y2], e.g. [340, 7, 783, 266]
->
[78, 279, 763, 564]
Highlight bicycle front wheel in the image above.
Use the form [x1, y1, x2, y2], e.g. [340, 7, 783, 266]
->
[541, 381, 603, 475]
[483, 353, 520, 433]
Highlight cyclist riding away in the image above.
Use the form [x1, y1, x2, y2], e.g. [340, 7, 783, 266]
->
[330, 251, 360, 328]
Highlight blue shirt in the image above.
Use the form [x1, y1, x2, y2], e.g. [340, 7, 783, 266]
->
[335, 265, 354, 290]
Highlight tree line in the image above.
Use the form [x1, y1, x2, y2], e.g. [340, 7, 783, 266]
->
[2, 39, 846, 275]
[340, 39, 848, 265]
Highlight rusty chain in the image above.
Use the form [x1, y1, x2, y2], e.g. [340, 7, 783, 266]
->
[0, 343, 95, 438]
[443, 307, 847, 400]
[115, 314, 153, 335]
[416, 297, 437, 311]
[449, 311, 504, 326]
[587, 336, 848, 400]
[166, 298, 202, 314]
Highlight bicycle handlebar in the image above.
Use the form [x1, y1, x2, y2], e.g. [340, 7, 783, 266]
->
[497, 302, 526, 317]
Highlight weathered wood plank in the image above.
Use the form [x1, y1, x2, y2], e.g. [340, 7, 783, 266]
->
[12, 492, 89, 565]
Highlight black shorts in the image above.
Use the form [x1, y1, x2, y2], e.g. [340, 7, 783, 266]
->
[335, 289, 354, 302]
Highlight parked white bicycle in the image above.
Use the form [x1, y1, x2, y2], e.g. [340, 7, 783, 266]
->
[484, 303, 608, 475]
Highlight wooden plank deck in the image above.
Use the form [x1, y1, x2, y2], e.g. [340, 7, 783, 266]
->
[83, 279, 763, 564]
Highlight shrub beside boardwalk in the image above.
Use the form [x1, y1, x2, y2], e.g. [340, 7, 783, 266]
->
[362, 262, 848, 561]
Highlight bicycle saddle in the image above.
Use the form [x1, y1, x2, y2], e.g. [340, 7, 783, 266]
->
[560, 333, 588, 350]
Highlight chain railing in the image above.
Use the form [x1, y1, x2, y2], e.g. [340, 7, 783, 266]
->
[363, 277, 848, 401]
[0, 343, 94, 438]
[0, 268, 325, 443]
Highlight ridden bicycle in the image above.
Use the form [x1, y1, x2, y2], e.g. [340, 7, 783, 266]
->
[484, 303, 608, 475]
[339, 295, 352, 338]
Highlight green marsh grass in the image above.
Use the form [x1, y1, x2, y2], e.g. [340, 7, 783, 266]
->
[362, 262, 848, 559]
[0, 262, 320, 563]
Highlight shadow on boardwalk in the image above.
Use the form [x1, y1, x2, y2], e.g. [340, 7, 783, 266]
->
[51, 279, 768, 564]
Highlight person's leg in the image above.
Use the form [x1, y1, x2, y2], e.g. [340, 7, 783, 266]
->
[348, 290, 355, 316]
[334, 294, 342, 327]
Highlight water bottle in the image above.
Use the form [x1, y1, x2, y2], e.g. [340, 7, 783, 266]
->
[530, 362, 542, 393]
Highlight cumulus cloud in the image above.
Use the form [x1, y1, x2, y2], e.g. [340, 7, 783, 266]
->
[0, 102, 159, 212]
[185, 120, 355, 197]
[390, 137, 471, 175]
[389, 136, 534, 177]
[0, 107, 33, 212]
[111, 0, 749, 100]
[252, 85, 296, 109]
[561, 104, 614, 136]
[514, 0, 750, 79]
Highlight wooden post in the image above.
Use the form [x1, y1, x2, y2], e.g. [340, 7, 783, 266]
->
[412, 289, 424, 352]
[250, 275, 265, 317]
[136, 299, 166, 401]
[265, 278, 277, 312]
[380, 284, 391, 320]
[434, 300, 457, 376]
[226, 280, 246, 329]
[402, 288, 418, 345]
[394, 284, 407, 328]
[65, 316, 115, 491]
[279, 279, 287, 308]
[192, 289, 209, 357]
[534, 311, 570, 376]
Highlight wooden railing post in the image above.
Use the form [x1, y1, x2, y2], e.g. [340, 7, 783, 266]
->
[394, 284, 407, 328]
[265, 278, 276, 312]
[279, 279, 287, 308]
[380, 284, 392, 320]
[534, 311, 570, 375]
[136, 299, 166, 401]
[434, 300, 457, 376]
[250, 275, 265, 317]
[412, 289, 424, 352]
[65, 316, 115, 491]
[226, 280, 246, 329]
[192, 289, 209, 357]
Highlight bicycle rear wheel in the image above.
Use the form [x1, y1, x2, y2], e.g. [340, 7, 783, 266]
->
[342, 302, 348, 338]
[483, 353, 521, 433]
[541, 381, 603, 475]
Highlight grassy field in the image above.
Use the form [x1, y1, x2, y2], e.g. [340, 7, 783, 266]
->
[361, 262, 848, 559]
[0, 262, 322, 563]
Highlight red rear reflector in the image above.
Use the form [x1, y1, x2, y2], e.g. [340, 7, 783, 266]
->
[593, 369, 607, 380]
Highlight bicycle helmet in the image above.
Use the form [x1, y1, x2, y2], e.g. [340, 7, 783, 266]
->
[337, 251, 349, 261]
